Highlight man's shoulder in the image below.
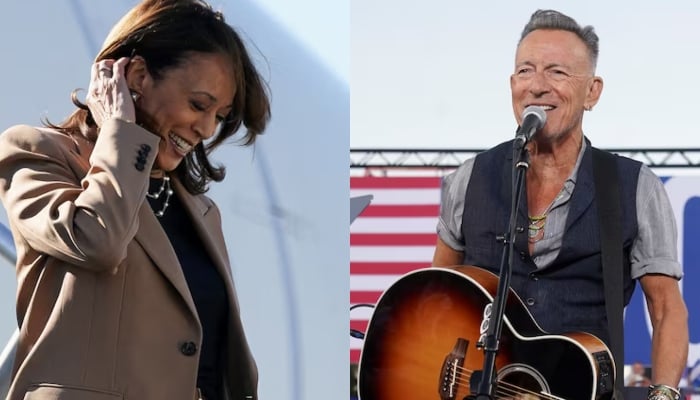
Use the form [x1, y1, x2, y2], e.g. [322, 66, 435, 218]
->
[589, 147, 644, 177]
[481, 139, 515, 156]
[443, 140, 514, 192]
[470, 139, 515, 166]
[590, 146, 642, 165]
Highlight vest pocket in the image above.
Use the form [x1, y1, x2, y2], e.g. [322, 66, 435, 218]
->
[23, 383, 123, 399]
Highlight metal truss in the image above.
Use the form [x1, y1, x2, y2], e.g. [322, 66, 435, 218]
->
[350, 148, 700, 169]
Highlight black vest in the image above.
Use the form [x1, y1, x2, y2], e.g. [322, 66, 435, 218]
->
[460, 140, 641, 347]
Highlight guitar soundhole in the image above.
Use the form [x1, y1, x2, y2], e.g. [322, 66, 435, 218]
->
[496, 363, 552, 400]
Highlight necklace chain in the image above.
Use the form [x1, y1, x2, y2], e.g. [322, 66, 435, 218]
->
[146, 176, 172, 217]
[527, 196, 558, 243]
[527, 213, 547, 243]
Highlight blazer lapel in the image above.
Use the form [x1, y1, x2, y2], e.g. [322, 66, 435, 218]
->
[133, 201, 199, 319]
[171, 178, 238, 302]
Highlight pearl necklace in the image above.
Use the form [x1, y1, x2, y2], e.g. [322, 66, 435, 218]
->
[146, 176, 173, 217]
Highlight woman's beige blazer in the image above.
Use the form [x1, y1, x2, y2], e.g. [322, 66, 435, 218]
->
[0, 119, 257, 400]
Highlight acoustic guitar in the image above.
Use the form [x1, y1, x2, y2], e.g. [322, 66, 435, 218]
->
[358, 266, 615, 400]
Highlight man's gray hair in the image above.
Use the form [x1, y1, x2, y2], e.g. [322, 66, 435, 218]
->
[520, 9, 599, 69]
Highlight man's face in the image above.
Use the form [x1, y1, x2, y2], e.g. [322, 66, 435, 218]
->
[510, 29, 602, 143]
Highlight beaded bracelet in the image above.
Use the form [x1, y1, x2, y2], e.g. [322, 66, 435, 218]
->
[647, 384, 681, 400]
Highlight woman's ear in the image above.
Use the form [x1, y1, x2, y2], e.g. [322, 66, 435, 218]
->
[125, 55, 149, 93]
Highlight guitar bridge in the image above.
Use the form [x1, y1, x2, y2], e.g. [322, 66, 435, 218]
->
[438, 338, 469, 400]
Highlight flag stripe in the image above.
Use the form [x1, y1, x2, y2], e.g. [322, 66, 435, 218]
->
[350, 338, 363, 351]
[351, 274, 404, 291]
[350, 291, 383, 304]
[351, 245, 435, 262]
[351, 349, 361, 364]
[350, 233, 437, 246]
[350, 177, 442, 188]
[351, 262, 430, 274]
[350, 188, 440, 205]
[349, 175, 443, 365]
[351, 320, 369, 332]
[360, 204, 441, 217]
[350, 217, 438, 234]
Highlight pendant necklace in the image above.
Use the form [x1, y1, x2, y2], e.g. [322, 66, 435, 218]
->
[147, 175, 173, 217]
[528, 199, 556, 243]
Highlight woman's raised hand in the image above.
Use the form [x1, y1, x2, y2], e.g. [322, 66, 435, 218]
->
[86, 57, 135, 127]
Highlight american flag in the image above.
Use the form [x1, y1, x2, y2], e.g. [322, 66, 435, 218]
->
[349, 175, 444, 363]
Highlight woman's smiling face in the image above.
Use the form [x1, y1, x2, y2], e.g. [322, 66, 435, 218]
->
[131, 51, 236, 172]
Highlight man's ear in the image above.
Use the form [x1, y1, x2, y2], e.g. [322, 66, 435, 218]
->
[125, 55, 149, 94]
[585, 76, 604, 110]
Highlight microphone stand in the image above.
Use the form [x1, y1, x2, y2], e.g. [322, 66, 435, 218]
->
[467, 138, 530, 400]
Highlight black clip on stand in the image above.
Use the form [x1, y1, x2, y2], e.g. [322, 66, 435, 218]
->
[465, 135, 530, 400]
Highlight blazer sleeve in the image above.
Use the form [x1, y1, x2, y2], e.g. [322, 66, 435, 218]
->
[0, 118, 161, 272]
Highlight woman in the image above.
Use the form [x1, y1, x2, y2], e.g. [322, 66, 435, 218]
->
[0, 1, 270, 399]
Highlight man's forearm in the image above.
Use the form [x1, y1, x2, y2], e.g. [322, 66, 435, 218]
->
[650, 304, 688, 387]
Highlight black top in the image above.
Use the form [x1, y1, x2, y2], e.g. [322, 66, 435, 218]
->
[147, 178, 229, 400]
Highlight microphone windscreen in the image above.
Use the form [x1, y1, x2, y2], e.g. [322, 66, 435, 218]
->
[522, 105, 547, 128]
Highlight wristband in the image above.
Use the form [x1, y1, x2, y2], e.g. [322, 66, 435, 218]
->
[647, 384, 680, 400]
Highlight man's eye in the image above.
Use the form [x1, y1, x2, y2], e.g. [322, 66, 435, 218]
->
[516, 68, 534, 77]
[191, 101, 206, 111]
[548, 70, 569, 80]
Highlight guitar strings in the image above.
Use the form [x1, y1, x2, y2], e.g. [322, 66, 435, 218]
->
[451, 368, 561, 400]
[450, 374, 555, 400]
[451, 372, 559, 400]
[447, 364, 563, 400]
[459, 372, 560, 400]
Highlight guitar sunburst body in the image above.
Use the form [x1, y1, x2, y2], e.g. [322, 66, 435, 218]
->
[358, 266, 615, 400]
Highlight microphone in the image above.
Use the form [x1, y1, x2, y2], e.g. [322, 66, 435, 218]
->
[515, 106, 547, 146]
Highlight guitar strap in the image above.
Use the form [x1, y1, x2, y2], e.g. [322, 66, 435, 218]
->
[592, 148, 625, 400]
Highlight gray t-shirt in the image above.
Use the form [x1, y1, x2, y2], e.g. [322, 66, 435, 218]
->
[436, 140, 683, 280]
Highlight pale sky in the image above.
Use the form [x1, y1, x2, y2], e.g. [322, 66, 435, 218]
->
[250, 0, 349, 83]
[352, 1, 700, 150]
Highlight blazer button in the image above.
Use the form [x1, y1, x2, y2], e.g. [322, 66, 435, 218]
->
[140, 144, 151, 152]
[526, 298, 535, 306]
[134, 162, 145, 171]
[180, 341, 198, 356]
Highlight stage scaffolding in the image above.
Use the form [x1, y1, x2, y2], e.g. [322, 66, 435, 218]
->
[351, 148, 700, 172]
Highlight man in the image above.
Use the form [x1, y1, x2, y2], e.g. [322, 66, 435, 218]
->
[627, 362, 652, 387]
[433, 9, 688, 400]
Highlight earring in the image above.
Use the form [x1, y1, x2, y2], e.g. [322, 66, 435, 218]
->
[130, 91, 140, 102]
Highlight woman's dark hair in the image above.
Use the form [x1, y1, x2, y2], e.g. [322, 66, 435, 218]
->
[47, 0, 270, 194]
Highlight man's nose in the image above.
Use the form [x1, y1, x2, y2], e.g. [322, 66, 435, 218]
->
[528, 71, 551, 95]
